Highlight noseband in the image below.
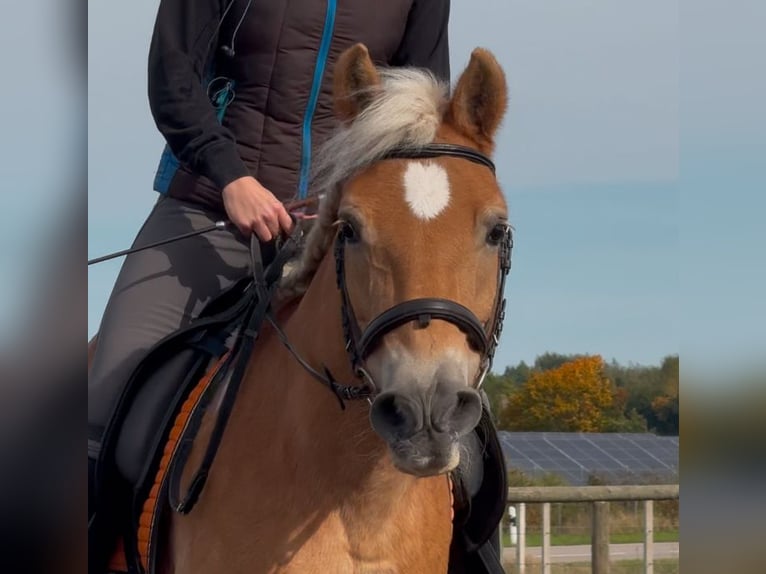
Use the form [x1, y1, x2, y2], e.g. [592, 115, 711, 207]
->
[333, 143, 513, 400]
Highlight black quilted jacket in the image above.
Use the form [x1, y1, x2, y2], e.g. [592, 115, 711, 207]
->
[147, 0, 451, 212]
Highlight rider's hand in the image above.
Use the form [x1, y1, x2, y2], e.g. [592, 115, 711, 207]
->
[222, 176, 293, 242]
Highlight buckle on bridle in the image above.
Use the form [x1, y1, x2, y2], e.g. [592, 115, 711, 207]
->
[355, 366, 378, 405]
[476, 360, 491, 390]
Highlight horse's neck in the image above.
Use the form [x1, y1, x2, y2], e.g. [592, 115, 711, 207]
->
[250, 257, 417, 518]
[264, 263, 451, 555]
[170, 257, 452, 572]
[278, 257, 356, 388]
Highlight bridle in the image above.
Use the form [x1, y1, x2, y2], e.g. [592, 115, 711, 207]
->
[291, 143, 513, 407]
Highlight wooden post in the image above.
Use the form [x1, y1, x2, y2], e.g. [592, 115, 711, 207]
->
[644, 499, 654, 574]
[517, 503, 526, 574]
[542, 502, 551, 574]
[592, 501, 610, 574]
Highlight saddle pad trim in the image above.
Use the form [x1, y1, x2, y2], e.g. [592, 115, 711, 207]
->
[136, 351, 230, 572]
[107, 535, 128, 573]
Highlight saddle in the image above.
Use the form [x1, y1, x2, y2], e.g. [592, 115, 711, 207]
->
[89, 238, 285, 574]
[88, 239, 508, 574]
[89, 275, 255, 574]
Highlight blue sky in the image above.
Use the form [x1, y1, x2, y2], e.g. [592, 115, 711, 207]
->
[679, 0, 766, 380]
[84, 0, 684, 370]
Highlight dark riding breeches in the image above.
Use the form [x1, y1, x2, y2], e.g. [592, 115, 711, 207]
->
[88, 195, 251, 468]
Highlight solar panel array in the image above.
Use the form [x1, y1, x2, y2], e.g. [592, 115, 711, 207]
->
[498, 432, 679, 485]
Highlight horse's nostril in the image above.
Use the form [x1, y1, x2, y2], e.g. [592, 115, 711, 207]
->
[370, 392, 423, 441]
[432, 388, 482, 436]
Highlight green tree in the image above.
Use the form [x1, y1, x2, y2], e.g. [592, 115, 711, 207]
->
[651, 355, 679, 434]
[483, 372, 517, 417]
[601, 382, 648, 432]
[606, 362, 659, 429]
[601, 408, 648, 432]
[503, 360, 532, 386]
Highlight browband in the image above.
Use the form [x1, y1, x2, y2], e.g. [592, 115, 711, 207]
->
[384, 143, 496, 174]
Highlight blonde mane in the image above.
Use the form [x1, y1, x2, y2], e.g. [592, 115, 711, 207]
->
[279, 68, 448, 298]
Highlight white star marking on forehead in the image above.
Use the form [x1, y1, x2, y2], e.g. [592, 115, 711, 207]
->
[403, 161, 451, 220]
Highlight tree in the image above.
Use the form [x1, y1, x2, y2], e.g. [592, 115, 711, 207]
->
[482, 372, 517, 416]
[503, 361, 532, 386]
[606, 362, 662, 415]
[601, 384, 648, 432]
[499, 356, 613, 432]
[651, 355, 679, 434]
[601, 408, 648, 432]
[492, 353, 679, 434]
[533, 352, 581, 372]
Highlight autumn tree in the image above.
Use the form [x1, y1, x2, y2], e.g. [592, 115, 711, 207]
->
[490, 353, 678, 434]
[533, 352, 583, 372]
[499, 356, 613, 432]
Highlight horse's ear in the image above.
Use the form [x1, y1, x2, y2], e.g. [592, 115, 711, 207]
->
[333, 43, 382, 122]
[446, 48, 508, 154]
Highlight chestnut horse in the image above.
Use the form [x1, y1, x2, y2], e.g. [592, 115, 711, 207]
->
[134, 45, 508, 573]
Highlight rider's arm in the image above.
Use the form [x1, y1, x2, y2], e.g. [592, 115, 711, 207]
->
[147, 0, 250, 191]
[390, 0, 451, 84]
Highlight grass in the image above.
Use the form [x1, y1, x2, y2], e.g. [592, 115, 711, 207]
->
[502, 558, 679, 574]
[502, 529, 678, 547]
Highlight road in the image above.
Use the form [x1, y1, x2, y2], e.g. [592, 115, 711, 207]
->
[502, 542, 679, 563]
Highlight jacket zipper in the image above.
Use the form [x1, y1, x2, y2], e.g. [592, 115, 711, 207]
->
[297, 0, 337, 199]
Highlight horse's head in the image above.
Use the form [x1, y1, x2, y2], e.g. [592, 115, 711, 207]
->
[288, 44, 510, 477]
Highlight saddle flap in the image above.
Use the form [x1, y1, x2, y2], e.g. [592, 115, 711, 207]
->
[90, 278, 255, 574]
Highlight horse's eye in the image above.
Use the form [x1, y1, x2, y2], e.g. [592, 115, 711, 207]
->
[339, 221, 360, 244]
[486, 223, 508, 246]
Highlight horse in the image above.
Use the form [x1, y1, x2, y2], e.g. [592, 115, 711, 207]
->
[94, 43, 510, 574]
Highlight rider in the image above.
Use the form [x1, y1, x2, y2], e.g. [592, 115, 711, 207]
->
[88, 0, 451, 565]
[89, 0, 450, 466]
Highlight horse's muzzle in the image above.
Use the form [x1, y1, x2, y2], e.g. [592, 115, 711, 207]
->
[369, 381, 482, 475]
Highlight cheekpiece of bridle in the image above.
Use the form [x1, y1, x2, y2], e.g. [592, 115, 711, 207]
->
[330, 143, 513, 406]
